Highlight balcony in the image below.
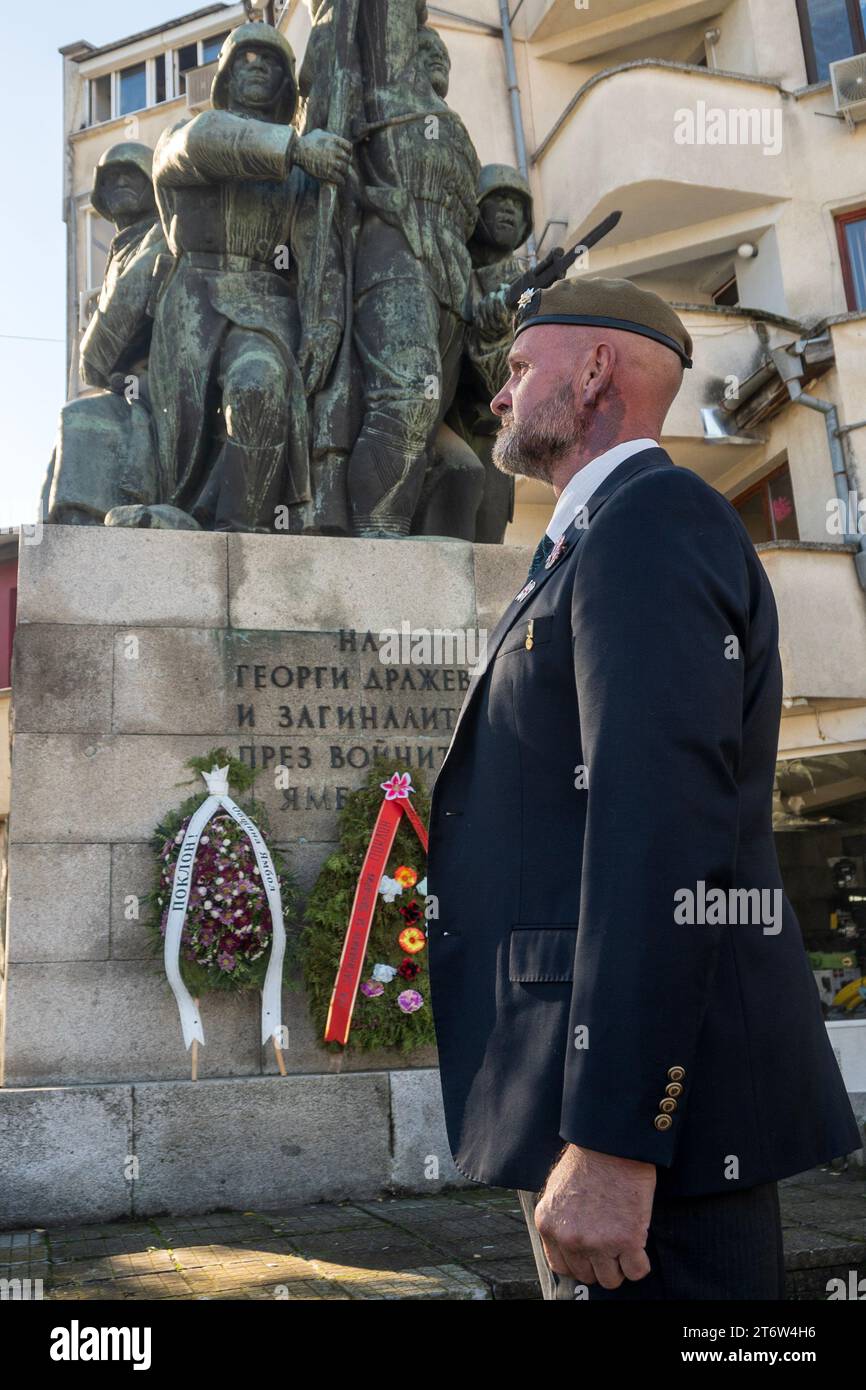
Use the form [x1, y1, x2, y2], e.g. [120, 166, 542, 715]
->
[532, 65, 790, 260]
[758, 544, 866, 704]
[520, 0, 725, 61]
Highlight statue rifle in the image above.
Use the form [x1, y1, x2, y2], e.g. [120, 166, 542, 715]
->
[504, 210, 623, 309]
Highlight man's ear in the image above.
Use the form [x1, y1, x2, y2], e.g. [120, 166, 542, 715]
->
[580, 342, 616, 406]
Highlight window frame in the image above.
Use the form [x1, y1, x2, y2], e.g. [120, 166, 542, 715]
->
[835, 205, 866, 310]
[796, 0, 866, 84]
[84, 29, 230, 126]
[732, 462, 800, 544]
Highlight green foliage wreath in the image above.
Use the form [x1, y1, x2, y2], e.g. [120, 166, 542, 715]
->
[299, 758, 435, 1053]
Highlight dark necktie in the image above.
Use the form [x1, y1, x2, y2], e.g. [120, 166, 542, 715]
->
[526, 532, 555, 581]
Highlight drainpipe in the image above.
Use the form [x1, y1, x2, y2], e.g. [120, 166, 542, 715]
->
[497, 0, 537, 260]
[772, 346, 866, 588]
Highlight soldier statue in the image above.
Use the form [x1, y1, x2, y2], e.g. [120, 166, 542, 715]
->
[42, 143, 165, 524]
[449, 163, 534, 542]
[312, 0, 481, 537]
[141, 22, 351, 532]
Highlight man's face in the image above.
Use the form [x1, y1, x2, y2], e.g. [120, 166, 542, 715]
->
[418, 39, 450, 98]
[478, 191, 525, 251]
[99, 166, 153, 225]
[490, 326, 586, 483]
[229, 45, 286, 111]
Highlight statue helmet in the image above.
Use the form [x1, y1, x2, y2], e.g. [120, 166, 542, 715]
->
[91, 142, 155, 221]
[475, 163, 534, 247]
[210, 22, 299, 125]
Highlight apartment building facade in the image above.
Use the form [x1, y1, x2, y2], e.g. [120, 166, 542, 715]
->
[59, 0, 866, 1081]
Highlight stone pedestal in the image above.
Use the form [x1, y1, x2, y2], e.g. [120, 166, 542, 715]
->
[0, 526, 531, 1226]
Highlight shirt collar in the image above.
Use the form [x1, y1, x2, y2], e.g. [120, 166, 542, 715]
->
[545, 438, 660, 542]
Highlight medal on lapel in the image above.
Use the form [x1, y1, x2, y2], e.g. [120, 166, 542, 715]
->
[514, 579, 536, 603]
[544, 533, 567, 569]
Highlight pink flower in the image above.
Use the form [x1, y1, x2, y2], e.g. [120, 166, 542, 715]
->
[397, 988, 423, 1013]
[360, 980, 385, 998]
[772, 495, 793, 522]
[380, 771, 414, 801]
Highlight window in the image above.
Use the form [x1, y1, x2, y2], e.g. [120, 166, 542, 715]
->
[797, 0, 866, 83]
[733, 464, 800, 544]
[89, 73, 111, 124]
[87, 209, 115, 291]
[836, 207, 866, 309]
[118, 61, 147, 115]
[175, 43, 198, 96]
[201, 31, 230, 64]
[155, 52, 166, 104]
[85, 29, 231, 126]
[712, 275, 739, 307]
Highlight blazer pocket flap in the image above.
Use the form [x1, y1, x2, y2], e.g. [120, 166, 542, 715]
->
[497, 612, 555, 656]
[509, 926, 577, 982]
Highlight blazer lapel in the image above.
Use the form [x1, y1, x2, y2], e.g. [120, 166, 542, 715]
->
[440, 448, 673, 770]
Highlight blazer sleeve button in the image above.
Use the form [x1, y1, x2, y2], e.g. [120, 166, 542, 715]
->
[667, 1066, 686, 1082]
[654, 1114, 673, 1132]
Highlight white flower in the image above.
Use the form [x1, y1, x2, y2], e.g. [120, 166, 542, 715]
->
[216, 876, 225, 885]
[253, 866, 260, 875]
[372, 963, 397, 983]
[416, 877, 428, 896]
[204, 900, 213, 910]
[210, 910, 219, 918]
[234, 909, 243, 918]
[222, 839, 231, 848]
[197, 886, 207, 895]
[174, 831, 184, 844]
[200, 836, 210, 844]
[378, 875, 403, 903]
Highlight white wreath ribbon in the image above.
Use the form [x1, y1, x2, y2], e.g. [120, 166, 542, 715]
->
[163, 766, 286, 1050]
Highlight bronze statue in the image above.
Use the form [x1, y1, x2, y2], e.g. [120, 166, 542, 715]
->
[143, 22, 350, 532]
[450, 163, 534, 543]
[334, 4, 481, 537]
[46, 15, 617, 542]
[42, 142, 165, 525]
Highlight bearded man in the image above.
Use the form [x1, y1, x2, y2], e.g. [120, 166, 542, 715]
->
[425, 276, 860, 1301]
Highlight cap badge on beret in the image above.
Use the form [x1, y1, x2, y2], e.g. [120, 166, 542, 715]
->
[516, 288, 537, 313]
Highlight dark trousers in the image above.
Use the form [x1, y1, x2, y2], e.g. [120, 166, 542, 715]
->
[517, 1182, 786, 1300]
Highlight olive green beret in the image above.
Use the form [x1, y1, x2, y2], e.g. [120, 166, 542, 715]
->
[513, 275, 693, 368]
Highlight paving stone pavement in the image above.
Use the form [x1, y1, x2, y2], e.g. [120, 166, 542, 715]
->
[0, 1165, 862, 1301]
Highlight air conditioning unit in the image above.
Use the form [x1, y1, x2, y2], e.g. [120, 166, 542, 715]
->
[185, 62, 218, 110]
[829, 54, 866, 127]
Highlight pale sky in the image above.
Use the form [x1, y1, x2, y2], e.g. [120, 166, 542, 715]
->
[0, 1, 189, 529]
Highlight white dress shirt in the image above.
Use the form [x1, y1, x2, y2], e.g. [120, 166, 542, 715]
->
[545, 438, 660, 542]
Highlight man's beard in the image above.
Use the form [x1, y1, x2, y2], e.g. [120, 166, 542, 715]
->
[492, 380, 585, 483]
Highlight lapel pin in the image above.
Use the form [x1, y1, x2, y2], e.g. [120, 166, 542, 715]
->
[544, 534, 567, 569]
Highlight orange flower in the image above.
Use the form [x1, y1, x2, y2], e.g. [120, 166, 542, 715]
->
[398, 926, 426, 954]
[393, 865, 418, 888]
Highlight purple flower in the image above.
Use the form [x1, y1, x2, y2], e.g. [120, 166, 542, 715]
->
[397, 989, 423, 1014]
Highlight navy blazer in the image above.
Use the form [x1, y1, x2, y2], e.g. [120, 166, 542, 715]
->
[427, 448, 861, 1196]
